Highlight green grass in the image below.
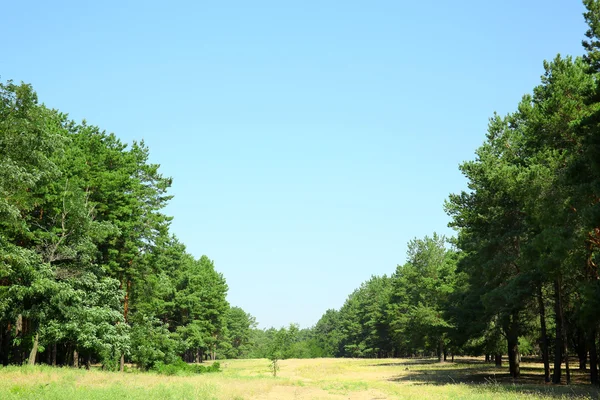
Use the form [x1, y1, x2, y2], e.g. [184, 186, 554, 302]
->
[0, 358, 598, 399]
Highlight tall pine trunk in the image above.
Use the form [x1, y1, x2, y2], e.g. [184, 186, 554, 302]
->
[558, 278, 571, 385]
[1, 323, 9, 366]
[13, 315, 23, 365]
[28, 332, 39, 365]
[505, 313, 520, 378]
[507, 334, 520, 378]
[73, 348, 79, 368]
[538, 284, 550, 382]
[589, 328, 599, 385]
[51, 343, 57, 366]
[578, 341, 587, 371]
[574, 326, 587, 371]
[120, 279, 131, 372]
[211, 334, 217, 361]
[553, 279, 563, 384]
[585, 243, 598, 384]
[564, 327, 571, 385]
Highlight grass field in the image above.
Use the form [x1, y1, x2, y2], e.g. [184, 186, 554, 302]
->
[1, 357, 599, 399]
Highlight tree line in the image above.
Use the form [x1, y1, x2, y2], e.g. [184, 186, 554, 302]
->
[0, 81, 257, 370]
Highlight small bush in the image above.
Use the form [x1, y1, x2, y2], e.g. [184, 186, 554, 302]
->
[191, 361, 220, 374]
[269, 356, 280, 377]
[152, 359, 221, 376]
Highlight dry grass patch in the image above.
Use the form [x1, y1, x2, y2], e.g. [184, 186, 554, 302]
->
[1, 358, 599, 399]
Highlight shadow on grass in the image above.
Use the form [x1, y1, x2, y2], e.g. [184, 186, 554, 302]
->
[389, 360, 599, 399]
[369, 357, 493, 368]
[368, 359, 441, 367]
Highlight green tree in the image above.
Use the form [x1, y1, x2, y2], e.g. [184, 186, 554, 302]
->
[389, 234, 456, 360]
[312, 309, 343, 357]
[175, 255, 229, 362]
[220, 307, 256, 359]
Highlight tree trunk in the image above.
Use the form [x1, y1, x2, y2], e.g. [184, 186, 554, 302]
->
[565, 332, 571, 385]
[438, 339, 443, 362]
[73, 348, 79, 368]
[558, 281, 571, 385]
[195, 348, 201, 363]
[119, 278, 130, 373]
[123, 279, 131, 321]
[575, 327, 588, 371]
[52, 343, 57, 366]
[505, 312, 520, 378]
[14, 315, 23, 365]
[65, 344, 72, 366]
[579, 348, 587, 371]
[212, 334, 217, 361]
[28, 332, 39, 365]
[1, 324, 9, 366]
[507, 333, 520, 378]
[589, 328, 599, 385]
[495, 354, 502, 367]
[538, 284, 550, 382]
[485, 354, 490, 363]
[452, 353, 454, 362]
[553, 279, 563, 384]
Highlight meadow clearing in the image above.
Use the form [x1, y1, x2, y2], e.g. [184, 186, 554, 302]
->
[1, 357, 599, 400]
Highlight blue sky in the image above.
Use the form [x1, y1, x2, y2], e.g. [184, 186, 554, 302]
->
[2, 1, 589, 328]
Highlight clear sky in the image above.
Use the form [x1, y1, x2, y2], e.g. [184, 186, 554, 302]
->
[1, 1, 589, 328]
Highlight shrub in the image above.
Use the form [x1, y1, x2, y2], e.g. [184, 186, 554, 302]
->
[152, 359, 221, 376]
[130, 314, 181, 370]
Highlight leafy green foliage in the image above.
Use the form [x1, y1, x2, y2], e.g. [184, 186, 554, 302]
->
[268, 356, 279, 377]
[0, 80, 238, 370]
[129, 314, 180, 370]
[218, 307, 256, 359]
